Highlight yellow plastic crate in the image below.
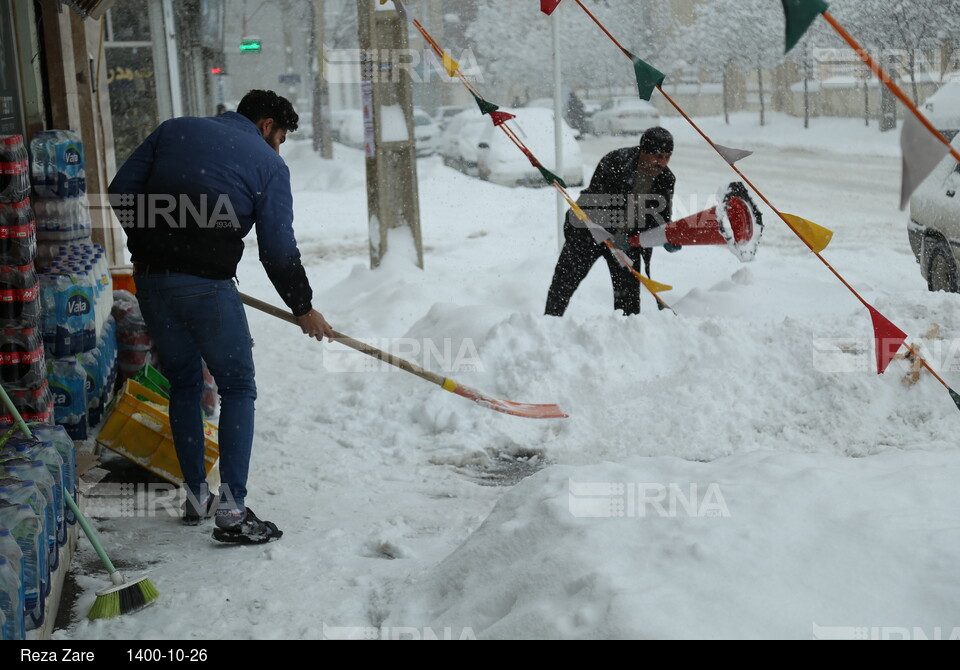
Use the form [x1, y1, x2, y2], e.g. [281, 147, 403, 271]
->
[97, 378, 219, 486]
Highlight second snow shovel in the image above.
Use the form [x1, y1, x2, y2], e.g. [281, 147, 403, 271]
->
[239, 292, 568, 420]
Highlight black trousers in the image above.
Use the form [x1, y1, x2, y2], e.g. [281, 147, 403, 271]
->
[544, 227, 647, 317]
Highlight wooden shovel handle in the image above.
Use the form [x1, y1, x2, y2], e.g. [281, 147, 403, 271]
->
[238, 292, 448, 388]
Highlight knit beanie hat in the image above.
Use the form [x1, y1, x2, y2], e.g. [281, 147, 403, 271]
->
[638, 126, 674, 154]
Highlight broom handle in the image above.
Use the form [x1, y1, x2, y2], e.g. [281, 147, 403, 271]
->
[238, 292, 449, 388]
[0, 383, 122, 582]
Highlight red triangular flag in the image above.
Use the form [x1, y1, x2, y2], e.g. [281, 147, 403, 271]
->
[519, 146, 541, 168]
[867, 305, 908, 374]
[489, 111, 516, 127]
[541, 0, 562, 15]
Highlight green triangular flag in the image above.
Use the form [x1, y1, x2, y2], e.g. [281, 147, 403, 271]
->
[630, 54, 665, 101]
[538, 166, 566, 189]
[473, 94, 499, 116]
[950, 388, 960, 412]
[782, 0, 829, 54]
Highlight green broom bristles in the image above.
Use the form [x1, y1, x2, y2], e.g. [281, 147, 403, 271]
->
[87, 576, 160, 620]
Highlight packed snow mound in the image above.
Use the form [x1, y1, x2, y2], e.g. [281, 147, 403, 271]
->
[384, 450, 960, 639]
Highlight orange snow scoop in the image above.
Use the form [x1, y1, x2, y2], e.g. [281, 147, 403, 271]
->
[239, 292, 569, 420]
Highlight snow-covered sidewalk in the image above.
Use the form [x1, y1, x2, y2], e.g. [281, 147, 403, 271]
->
[55, 113, 960, 640]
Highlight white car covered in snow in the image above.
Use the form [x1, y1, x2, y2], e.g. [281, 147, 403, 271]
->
[475, 107, 583, 188]
[908, 133, 960, 292]
[440, 110, 488, 175]
[922, 75, 960, 142]
[589, 97, 660, 136]
[413, 108, 441, 157]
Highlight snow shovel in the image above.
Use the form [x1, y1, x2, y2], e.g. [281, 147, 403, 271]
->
[238, 292, 568, 420]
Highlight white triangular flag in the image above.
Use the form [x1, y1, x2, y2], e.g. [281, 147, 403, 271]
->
[584, 219, 612, 245]
[900, 112, 951, 211]
[715, 143, 753, 165]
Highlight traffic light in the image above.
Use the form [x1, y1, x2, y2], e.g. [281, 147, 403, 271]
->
[240, 37, 262, 53]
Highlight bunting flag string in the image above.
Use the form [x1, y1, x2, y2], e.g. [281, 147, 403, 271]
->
[380, 0, 674, 311]
[561, 0, 960, 396]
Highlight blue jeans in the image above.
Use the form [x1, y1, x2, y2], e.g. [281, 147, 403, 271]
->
[134, 273, 256, 509]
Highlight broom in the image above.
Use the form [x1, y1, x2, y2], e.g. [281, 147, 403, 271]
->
[0, 384, 159, 619]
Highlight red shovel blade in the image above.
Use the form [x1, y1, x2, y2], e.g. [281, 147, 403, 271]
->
[450, 383, 569, 419]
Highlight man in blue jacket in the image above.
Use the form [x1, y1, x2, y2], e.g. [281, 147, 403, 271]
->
[109, 90, 334, 544]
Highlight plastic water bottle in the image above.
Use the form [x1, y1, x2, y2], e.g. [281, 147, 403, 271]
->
[29, 132, 55, 199]
[47, 357, 87, 441]
[0, 555, 22, 640]
[0, 327, 45, 390]
[27, 425, 76, 526]
[0, 463, 59, 572]
[39, 272, 71, 356]
[0, 263, 40, 330]
[66, 266, 96, 352]
[0, 482, 49, 611]
[3, 439, 66, 547]
[0, 501, 43, 630]
[0, 135, 31, 203]
[78, 350, 102, 428]
[8, 381, 54, 426]
[0, 199, 38, 266]
[56, 131, 85, 199]
[0, 527, 24, 640]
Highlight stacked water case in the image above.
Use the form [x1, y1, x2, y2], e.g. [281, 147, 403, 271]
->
[0, 426, 77, 637]
[30, 131, 116, 440]
[0, 135, 52, 428]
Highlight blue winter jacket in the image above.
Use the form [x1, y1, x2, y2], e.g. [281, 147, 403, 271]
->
[108, 112, 312, 315]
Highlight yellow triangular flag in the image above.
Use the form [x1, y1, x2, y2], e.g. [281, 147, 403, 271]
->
[780, 213, 833, 253]
[442, 52, 459, 77]
[637, 275, 673, 294]
[569, 202, 589, 222]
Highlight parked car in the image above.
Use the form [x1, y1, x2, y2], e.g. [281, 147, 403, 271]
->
[433, 105, 469, 130]
[413, 108, 441, 156]
[336, 111, 365, 149]
[922, 75, 960, 142]
[582, 98, 601, 125]
[440, 110, 488, 175]
[907, 133, 960, 292]
[589, 97, 660, 136]
[476, 107, 583, 188]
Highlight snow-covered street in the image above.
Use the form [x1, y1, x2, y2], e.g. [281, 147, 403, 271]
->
[56, 112, 960, 640]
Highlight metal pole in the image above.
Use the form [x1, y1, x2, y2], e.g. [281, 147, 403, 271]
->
[552, 8, 564, 251]
[161, 0, 183, 117]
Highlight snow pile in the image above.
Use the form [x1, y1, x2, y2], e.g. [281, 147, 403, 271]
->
[53, 115, 960, 640]
[384, 450, 960, 639]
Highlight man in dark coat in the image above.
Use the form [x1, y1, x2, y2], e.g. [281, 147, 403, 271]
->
[544, 126, 677, 317]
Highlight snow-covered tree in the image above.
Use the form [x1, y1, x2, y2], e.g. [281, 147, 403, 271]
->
[678, 0, 781, 125]
[832, 0, 960, 104]
[464, 0, 673, 103]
